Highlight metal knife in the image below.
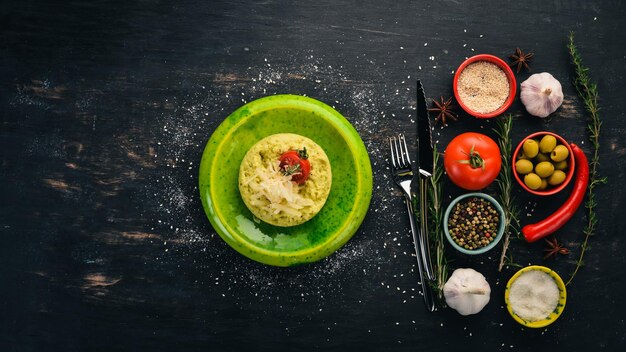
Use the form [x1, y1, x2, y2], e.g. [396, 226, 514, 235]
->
[412, 80, 435, 281]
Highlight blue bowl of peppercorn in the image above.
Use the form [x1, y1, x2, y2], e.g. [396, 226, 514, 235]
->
[443, 192, 506, 255]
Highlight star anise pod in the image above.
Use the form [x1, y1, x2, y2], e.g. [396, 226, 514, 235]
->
[544, 237, 570, 259]
[428, 96, 457, 126]
[509, 47, 534, 73]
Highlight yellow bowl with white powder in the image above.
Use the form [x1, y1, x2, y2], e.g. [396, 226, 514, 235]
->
[504, 265, 567, 328]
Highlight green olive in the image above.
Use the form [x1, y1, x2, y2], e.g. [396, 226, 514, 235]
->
[538, 178, 549, 190]
[523, 139, 539, 158]
[517, 150, 527, 160]
[524, 173, 542, 190]
[554, 160, 568, 170]
[535, 153, 550, 162]
[515, 159, 534, 174]
[548, 170, 567, 186]
[539, 135, 557, 153]
[551, 145, 570, 162]
[535, 161, 555, 178]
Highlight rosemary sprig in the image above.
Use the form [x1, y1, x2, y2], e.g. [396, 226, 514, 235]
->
[427, 147, 448, 302]
[493, 114, 520, 272]
[565, 32, 607, 286]
[502, 252, 524, 269]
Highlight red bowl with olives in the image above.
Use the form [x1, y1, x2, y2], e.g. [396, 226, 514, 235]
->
[443, 192, 505, 255]
[512, 132, 575, 196]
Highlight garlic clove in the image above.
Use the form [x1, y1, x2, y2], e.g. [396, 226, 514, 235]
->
[520, 72, 564, 118]
[443, 268, 491, 316]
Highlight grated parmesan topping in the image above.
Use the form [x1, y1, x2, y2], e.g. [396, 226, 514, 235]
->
[243, 161, 314, 216]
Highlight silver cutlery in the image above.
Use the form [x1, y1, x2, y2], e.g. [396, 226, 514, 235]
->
[389, 134, 435, 312]
[413, 80, 435, 281]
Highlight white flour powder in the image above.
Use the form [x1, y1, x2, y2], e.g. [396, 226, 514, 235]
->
[508, 270, 560, 322]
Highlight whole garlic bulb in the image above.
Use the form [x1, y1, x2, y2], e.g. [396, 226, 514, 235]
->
[443, 268, 491, 316]
[520, 72, 564, 118]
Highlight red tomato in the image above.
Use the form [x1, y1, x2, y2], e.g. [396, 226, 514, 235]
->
[444, 132, 501, 190]
[279, 148, 311, 185]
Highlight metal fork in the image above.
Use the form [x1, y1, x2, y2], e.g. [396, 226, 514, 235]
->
[389, 134, 435, 312]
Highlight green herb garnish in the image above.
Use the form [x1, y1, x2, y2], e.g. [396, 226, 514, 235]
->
[428, 147, 449, 303]
[494, 114, 521, 271]
[565, 32, 607, 286]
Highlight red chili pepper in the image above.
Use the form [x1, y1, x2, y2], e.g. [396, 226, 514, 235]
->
[522, 143, 589, 243]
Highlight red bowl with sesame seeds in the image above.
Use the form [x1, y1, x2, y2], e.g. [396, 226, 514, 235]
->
[453, 54, 516, 118]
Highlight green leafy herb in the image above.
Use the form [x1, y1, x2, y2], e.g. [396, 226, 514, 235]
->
[428, 147, 448, 302]
[565, 32, 607, 286]
[281, 163, 302, 176]
[501, 252, 523, 269]
[493, 114, 520, 272]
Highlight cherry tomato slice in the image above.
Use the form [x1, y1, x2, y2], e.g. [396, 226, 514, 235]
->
[279, 149, 310, 184]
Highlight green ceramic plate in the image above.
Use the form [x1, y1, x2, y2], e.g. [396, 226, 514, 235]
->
[199, 95, 373, 266]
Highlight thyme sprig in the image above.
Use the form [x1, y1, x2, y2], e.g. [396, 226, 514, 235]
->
[428, 147, 448, 302]
[493, 114, 521, 272]
[565, 32, 607, 286]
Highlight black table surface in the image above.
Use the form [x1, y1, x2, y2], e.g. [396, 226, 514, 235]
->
[2, 1, 625, 351]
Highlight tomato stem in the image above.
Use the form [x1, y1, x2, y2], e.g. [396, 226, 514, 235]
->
[297, 147, 308, 160]
[457, 145, 485, 171]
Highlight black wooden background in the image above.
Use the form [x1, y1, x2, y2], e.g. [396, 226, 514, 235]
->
[1, 1, 625, 351]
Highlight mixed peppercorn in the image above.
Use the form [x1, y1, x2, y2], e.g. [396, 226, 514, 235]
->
[448, 197, 500, 250]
